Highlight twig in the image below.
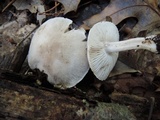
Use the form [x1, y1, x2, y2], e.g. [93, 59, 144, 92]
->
[39, 2, 60, 15]
[2, 0, 16, 12]
[16, 25, 39, 49]
[55, 1, 58, 13]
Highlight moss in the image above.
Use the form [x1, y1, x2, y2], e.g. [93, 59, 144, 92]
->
[86, 102, 136, 120]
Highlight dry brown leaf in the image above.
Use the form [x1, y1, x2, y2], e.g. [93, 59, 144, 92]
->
[119, 49, 160, 76]
[57, 0, 80, 14]
[109, 61, 139, 77]
[82, 0, 160, 36]
[112, 74, 149, 94]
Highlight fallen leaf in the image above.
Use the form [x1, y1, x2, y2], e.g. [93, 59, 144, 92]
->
[112, 73, 149, 94]
[57, 0, 80, 14]
[16, 24, 37, 40]
[13, 0, 41, 13]
[0, 23, 36, 56]
[0, 11, 28, 41]
[109, 61, 139, 77]
[0, 10, 36, 56]
[37, 5, 46, 25]
[82, 0, 160, 36]
[13, 0, 46, 24]
[119, 49, 160, 76]
[74, 3, 102, 27]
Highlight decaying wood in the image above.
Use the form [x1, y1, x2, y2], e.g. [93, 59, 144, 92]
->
[0, 35, 31, 72]
[0, 78, 85, 120]
[0, 76, 136, 120]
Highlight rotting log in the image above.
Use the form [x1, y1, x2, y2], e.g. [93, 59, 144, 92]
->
[0, 78, 85, 120]
[0, 24, 37, 73]
[0, 76, 136, 120]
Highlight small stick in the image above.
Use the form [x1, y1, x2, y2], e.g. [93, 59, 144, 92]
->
[55, 1, 58, 13]
[39, 3, 60, 15]
[16, 26, 39, 49]
[2, 0, 16, 12]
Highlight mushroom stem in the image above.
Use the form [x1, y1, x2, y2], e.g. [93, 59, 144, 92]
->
[105, 36, 159, 53]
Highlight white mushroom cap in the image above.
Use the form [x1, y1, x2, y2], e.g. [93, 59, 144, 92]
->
[87, 21, 119, 80]
[28, 17, 89, 88]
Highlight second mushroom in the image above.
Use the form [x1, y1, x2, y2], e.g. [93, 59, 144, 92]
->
[87, 21, 160, 80]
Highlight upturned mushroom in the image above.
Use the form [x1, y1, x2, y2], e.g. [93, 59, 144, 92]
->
[28, 17, 89, 89]
[87, 21, 160, 80]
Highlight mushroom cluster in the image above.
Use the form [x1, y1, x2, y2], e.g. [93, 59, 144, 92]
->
[28, 17, 89, 89]
[87, 21, 160, 80]
[28, 17, 160, 89]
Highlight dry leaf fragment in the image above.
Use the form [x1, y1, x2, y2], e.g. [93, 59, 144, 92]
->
[57, 0, 80, 14]
[37, 5, 46, 25]
[0, 11, 28, 41]
[119, 50, 160, 76]
[13, 0, 41, 13]
[13, 0, 46, 24]
[82, 0, 160, 36]
[112, 73, 149, 94]
[109, 61, 139, 77]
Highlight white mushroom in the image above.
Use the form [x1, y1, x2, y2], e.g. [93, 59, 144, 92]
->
[28, 17, 89, 89]
[87, 21, 160, 80]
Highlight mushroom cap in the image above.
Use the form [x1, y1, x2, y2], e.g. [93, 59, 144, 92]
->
[87, 21, 119, 80]
[28, 17, 89, 88]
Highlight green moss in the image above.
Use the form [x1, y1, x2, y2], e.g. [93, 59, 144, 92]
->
[86, 102, 136, 120]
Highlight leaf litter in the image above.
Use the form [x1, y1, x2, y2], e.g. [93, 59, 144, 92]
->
[1, 0, 160, 119]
